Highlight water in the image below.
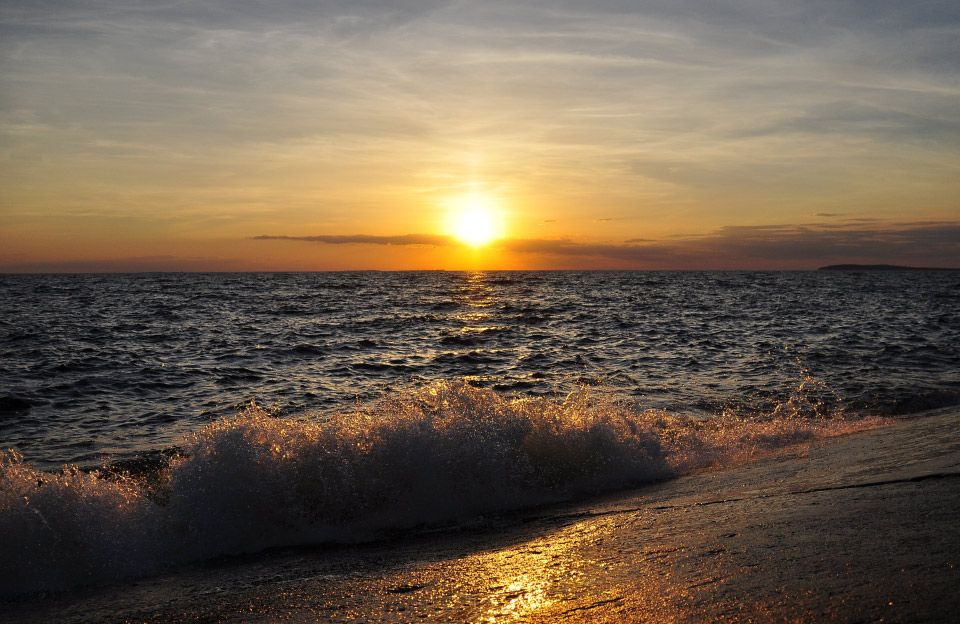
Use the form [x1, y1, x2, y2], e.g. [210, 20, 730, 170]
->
[2, 271, 957, 469]
[1, 270, 959, 596]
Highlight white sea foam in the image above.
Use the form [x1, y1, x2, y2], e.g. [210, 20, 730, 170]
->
[0, 381, 883, 597]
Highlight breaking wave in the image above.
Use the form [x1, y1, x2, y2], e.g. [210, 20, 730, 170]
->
[0, 381, 882, 597]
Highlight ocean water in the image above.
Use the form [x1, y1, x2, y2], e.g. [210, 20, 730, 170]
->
[1, 270, 959, 595]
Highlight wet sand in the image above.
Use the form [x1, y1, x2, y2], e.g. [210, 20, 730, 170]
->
[3, 408, 959, 623]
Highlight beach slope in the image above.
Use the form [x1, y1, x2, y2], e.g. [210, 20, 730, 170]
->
[3, 408, 959, 623]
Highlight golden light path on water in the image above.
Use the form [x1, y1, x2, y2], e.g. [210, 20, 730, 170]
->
[452, 271, 501, 340]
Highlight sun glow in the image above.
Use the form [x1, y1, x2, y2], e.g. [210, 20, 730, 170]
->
[446, 194, 504, 247]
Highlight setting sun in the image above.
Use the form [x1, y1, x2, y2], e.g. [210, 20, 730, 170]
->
[446, 194, 504, 247]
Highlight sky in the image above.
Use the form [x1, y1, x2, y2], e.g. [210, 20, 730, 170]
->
[1, 0, 958, 271]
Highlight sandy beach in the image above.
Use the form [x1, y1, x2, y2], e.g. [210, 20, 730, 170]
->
[2, 407, 957, 623]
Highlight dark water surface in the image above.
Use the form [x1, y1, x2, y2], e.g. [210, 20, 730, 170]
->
[2, 271, 959, 469]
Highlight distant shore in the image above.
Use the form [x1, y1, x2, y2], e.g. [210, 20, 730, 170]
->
[818, 263, 958, 271]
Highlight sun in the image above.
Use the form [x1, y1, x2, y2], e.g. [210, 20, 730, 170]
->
[446, 194, 504, 247]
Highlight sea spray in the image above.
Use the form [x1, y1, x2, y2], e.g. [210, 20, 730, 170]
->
[0, 450, 162, 593]
[0, 381, 883, 597]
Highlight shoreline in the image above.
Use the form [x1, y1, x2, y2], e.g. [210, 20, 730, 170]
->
[3, 408, 959, 622]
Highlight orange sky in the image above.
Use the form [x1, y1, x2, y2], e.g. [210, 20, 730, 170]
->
[1, 1, 958, 271]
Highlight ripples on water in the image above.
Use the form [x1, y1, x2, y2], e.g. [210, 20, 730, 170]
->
[1, 270, 959, 468]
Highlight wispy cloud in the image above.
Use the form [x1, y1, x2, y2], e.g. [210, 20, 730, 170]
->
[4, 1, 959, 204]
[0, 255, 246, 274]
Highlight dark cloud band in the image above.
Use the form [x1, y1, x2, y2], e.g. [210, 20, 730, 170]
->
[255, 221, 960, 268]
[252, 234, 454, 246]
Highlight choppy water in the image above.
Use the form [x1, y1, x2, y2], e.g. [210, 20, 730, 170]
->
[1, 270, 959, 597]
[2, 271, 958, 470]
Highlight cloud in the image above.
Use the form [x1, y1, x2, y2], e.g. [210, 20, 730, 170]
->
[523, 222, 960, 267]
[687, 222, 960, 264]
[0, 255, 246, 273]
[252, 234, 453, 246]
[254, 221, 960, 269]
[3, 1, 959, 194]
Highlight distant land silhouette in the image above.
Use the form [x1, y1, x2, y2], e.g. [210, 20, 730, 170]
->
[818, 264, 956, 271]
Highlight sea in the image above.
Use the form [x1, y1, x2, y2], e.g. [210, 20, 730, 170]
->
[1, 270, 959, 596]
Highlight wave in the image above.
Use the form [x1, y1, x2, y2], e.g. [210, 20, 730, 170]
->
[0, 381, 883, 597]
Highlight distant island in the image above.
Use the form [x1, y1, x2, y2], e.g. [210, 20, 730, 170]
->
[818, 264, 956, 271]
